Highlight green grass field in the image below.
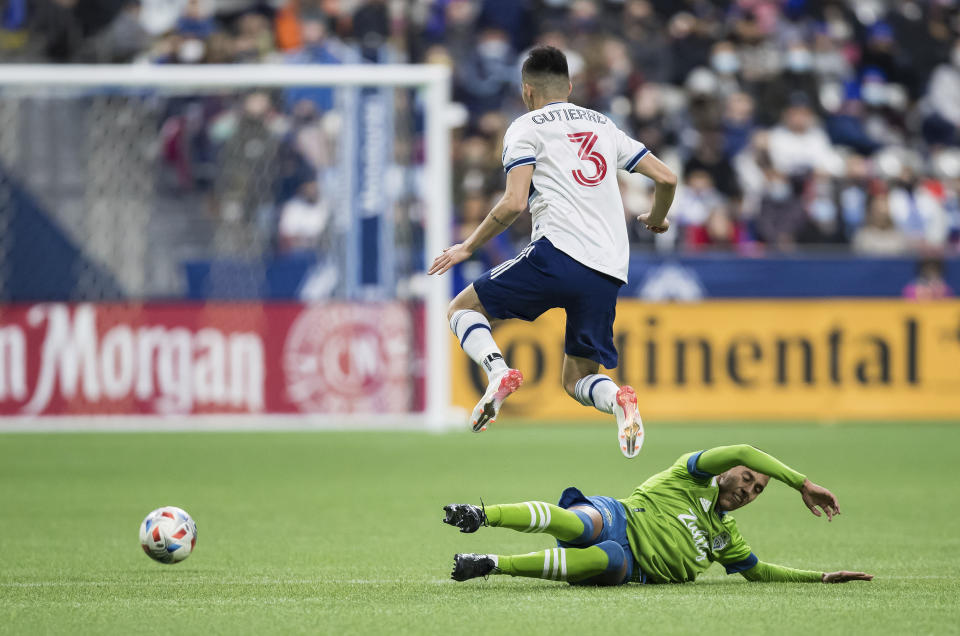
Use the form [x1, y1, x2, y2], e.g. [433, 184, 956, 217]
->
[1, 422, 958, 635]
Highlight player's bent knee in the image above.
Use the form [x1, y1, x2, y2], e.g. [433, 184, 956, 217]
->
[569, 540, 627, 587]
[561, 370, 583, 398]
[447, 297, 470, 322]
[447, 285, 489, 322]
[593, 540, 628, 586]
[446, 302, 460, 323]
[597, 540, 625, 572]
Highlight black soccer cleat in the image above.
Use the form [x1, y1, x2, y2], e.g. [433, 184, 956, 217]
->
[451, 553, 496, 582]
[443, 503, 487, 533]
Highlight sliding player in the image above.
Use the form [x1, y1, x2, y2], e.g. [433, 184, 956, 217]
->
[443, 444, 873, 585]
[428, 46, 677, 458]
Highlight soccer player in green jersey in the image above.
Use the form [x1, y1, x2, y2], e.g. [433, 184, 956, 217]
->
[443, 444, 873, 585]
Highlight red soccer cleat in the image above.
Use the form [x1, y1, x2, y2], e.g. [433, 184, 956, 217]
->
[470, 369, 523, 432]
[615, 385, 644, 458]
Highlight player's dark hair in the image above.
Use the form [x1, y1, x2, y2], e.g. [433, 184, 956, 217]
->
[521, 46, 569, 81]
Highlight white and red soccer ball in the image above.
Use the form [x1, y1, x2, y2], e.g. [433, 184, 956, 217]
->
[139, 506, 198, 564]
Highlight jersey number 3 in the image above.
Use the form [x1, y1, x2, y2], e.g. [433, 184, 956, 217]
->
[567, 132, 607, 187]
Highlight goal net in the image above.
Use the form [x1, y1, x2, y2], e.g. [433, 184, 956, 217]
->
[0, 64, 452, 431]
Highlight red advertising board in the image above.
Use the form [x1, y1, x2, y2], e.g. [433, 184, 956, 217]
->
[0, 302, 423, 415]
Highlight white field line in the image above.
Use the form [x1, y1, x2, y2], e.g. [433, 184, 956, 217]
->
[0, 579, 454, 587]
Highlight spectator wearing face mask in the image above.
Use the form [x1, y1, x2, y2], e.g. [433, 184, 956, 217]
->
[754, 41, 820, 126]
[708, 40, 742, 98]
[454, 27, 516, 116]
[797, 173, 845, 245]
[475, 0, 536, 55]
[809, 24, 852, 82]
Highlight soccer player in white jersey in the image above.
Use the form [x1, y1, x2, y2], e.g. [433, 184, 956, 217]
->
[428, 46, 677, 458]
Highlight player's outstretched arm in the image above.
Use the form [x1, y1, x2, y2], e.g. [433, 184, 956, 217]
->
[428, 165, 534, 276]
[632, 153, 676, 233]
[696, 444, 841, 520]
[697, 445, 807, 489]
[740, 561, 873, 583]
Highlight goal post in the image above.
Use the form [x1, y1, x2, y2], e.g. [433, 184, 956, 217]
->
[0, 64, 454, 432]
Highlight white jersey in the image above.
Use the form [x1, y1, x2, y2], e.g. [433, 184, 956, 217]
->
[501, 101, 647, 283]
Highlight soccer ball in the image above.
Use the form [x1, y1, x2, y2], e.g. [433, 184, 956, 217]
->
[139, 506, 198, 564]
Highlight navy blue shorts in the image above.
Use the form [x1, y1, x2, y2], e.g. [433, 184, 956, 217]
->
[557, 486, 637, 585]
[472, 238, 624, 368]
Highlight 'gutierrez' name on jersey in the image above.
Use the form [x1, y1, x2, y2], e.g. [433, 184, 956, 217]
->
[529, 107, 608, 126]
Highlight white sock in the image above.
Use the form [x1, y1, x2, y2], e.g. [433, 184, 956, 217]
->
[574, 374, 619, 414]
[450, 310, 509, 380]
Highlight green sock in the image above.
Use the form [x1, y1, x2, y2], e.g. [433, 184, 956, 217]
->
[485, 502, 585, 542]
[494, 546, 609, 583]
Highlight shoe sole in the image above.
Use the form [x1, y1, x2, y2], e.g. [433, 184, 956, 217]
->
[471, 369, 524, 432]
[451, 554, 468, 581]
[451, 553, 493, 582]
[451, 554, 474, 581]
[616, 385, 643, 458]
[442, 504, 479, 533]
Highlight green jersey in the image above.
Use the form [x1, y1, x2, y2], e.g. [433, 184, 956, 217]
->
[619, 451, 756, 584]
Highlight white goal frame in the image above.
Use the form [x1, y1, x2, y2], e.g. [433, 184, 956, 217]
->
[0, 64, 453, 432]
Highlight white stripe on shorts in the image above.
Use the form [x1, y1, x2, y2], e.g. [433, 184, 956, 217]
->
[489, 244, 534, 280]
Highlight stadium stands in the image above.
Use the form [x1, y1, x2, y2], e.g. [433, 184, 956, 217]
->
[1, 0, 958, 299]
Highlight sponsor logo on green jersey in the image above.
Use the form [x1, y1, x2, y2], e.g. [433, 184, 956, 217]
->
[677, 509, 709, 562]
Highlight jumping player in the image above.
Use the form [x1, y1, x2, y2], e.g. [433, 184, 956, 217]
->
[428, 46, 677, 458]
[442, 444, 874, 586]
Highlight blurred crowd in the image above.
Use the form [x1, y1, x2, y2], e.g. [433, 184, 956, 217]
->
[4, 0, 960, 263]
